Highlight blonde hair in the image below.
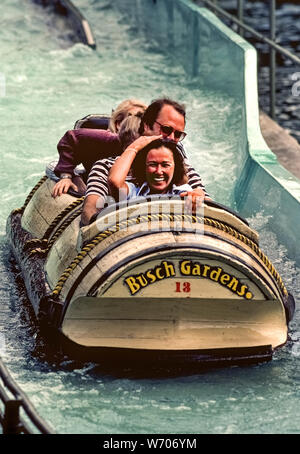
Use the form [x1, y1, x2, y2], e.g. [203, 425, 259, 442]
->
[118, 115, 141, 149]
[109, 99, 147, 133]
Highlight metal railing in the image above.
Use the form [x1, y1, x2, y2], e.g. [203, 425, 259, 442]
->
[0, 356, 55, 434]
[194, 0, 300, 119]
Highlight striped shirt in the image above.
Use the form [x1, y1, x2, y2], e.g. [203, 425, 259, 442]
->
[86, 144, 208, 199]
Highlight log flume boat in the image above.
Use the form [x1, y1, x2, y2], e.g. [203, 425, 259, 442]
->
[6, 119, 295, 370]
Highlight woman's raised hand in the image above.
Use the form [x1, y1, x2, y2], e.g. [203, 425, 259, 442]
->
[125, 135, 162, 154]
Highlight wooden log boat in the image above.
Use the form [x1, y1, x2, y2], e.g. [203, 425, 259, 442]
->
[6, 171, 295, 369]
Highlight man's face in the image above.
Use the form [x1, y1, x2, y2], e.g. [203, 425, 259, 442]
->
[144, 104, 185, 143]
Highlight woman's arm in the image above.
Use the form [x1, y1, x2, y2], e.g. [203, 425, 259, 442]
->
[81, 194, 104, 226]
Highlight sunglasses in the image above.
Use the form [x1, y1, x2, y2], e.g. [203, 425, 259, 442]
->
[154, 121, 187, 141]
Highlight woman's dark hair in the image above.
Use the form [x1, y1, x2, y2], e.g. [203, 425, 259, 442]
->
[131, 138, 188, 187]
[139, 98, 186, 135]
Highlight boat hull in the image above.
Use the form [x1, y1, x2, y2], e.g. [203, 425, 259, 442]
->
[6, 176, 294, 367]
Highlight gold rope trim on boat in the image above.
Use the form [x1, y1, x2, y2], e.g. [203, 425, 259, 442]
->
[51, 213, 288, 299]
[25, 197, 84, 254]
[11, 175, 48, 215]
[43, 197, 84, 241]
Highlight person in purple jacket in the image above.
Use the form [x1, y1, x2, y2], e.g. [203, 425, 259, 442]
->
[52, 99, 147, 197]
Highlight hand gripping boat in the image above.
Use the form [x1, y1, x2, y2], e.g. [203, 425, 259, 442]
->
[6, 176, 295, 368]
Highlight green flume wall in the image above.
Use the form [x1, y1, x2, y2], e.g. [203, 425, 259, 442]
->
[113, 0, 300, 263]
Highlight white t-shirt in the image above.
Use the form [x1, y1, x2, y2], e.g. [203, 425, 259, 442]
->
[126, 181, 193, 200]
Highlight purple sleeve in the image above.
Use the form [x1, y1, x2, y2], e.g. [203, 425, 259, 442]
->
[54, 129, 122, 176]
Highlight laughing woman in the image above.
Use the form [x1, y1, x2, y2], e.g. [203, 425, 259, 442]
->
[108, 136, 194, 202]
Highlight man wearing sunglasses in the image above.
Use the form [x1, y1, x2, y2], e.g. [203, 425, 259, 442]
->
[140, 98, 187, 142]
[82, 98, 209, 225]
